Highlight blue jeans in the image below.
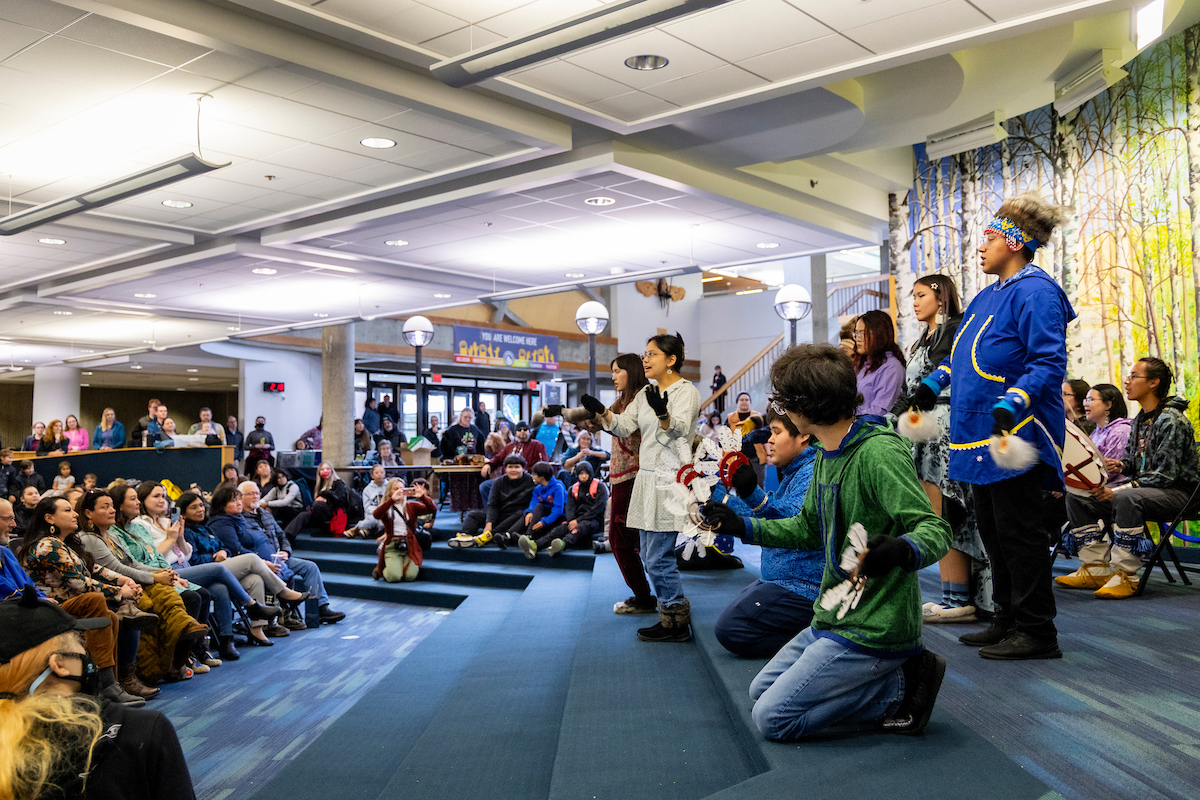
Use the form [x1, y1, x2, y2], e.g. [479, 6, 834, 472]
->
[286, 556, 328, 606]
[640, 530, 684, 607]
[178, 562, 254, 638]
[478, 478, 495, 506]
[749, 627, 906, 741]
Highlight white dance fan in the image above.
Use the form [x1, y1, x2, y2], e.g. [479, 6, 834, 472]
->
[896, 408, 940, 443]
[989, 432, 1038, 471]
[818, 523, 870, 620]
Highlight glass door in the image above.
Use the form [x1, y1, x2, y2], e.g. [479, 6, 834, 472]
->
[475, 392, 497, 432]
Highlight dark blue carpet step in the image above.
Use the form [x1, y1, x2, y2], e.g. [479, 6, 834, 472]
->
[547, 556, 761, 800]
[294, 549, 537, 590]
[293, 533, 596, 570]
[372, 569, 594, 800]
[319, 572, 518, 609]
[686, 568, 1054, 800]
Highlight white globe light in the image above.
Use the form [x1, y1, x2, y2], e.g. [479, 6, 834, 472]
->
[402, 315, 434, 347]
[773, 284, 812, 321]
[574, 300, 609, 335]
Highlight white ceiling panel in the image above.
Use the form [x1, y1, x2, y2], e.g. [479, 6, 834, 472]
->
[340, 161, 429, 186]
[185, 121, 305, 160]
[58, 14, 211, 67]
[381, 109, 519, 148]
[3, 36, 171, 92]
[509, 61, 631, 105]
[968, 0, 1080, 21]
[284, 82, 407, 121]
[422, 25, 505, 57]
[565, 29, 726, 90]
[288, 176, 374, 201]
[234, 67, 319, 97]
[663, 0, 833, 64]
[841, 1, 992, 54]
[0, 0, 85, 33]
[478, 0, 604, 38]
[611, 180, 688, 203]
[230, 99, 366, 139]
[398, 144, 488, 172]
[306, 0, 400, 27]
[0, 22, 48, 62]
[589, 91, 678, 121]
[179, 50, 264, 83]
[644, 65, 766, 107]
[738, 34, 872, 82]
[788, 0, 953, 31]
[206, 160, 323, 190]
[372, 4, 465, 43]
[318, 124, 441, 160]
[502, 203, 580, 224]
[260, 143, 386, 175]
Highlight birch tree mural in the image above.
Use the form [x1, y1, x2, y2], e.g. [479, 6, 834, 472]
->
[892, 22, 1200, 423]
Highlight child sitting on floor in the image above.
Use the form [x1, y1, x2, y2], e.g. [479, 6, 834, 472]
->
[52, 460, 75, 494]
[704, 344, 951, 741]
[519, 461, 608, 559]
[494, 461, 565, 550]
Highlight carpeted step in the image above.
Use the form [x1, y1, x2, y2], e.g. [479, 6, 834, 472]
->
[319, 572, 519, 609]
[546, 556, 762, 800]
[423, 539, 596, 570]
[294, 549, 537, 591]
[292, 533, 378, 555]
[371, 568, 595, 800]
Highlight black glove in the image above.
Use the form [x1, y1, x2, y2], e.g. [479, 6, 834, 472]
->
[701, 501, 745, 540]
[543, 404, 563, 417]
[731, 463, 758, 498]
[858, 536, 914, 578]
[911, 382, 938, 412]
[580, 395, 606, 415]
[646, 385, 669, 419]
[992, 403, 1016, 436]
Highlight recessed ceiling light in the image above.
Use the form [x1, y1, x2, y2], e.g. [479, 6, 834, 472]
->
[226, 326, 241, 332]
[385, 239, 409, 247]
[231, 383, 239, 387]
[584, 196, 616, 206]
[186, 368, 198, 373]
[177, 387, 186, 391]
[53, 310, 72, 316]
[162, 200, 192, 209]
[133, 293, 155, 299]
[80, 383, 89, 387]
[610, 267, 626, 275]
[756, 242, 780, 249]
[142, 339, 156, 344]
[434, 293, 452, 299]
[252, 267, 277, 275]
[313, 313, 329, 318]
[82, 371, 93, 376]
[189, 377, 199, 381]
[360, 137, 396, 149]
[39, 238, 66, 245]
[625, 54, 668, 71]
[130, 365, 142, 369]
[565, 272, 585, 278]
[80, 349, 94, 354]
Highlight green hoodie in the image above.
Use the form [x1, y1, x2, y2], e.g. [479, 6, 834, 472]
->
[745, 420, 950, 657]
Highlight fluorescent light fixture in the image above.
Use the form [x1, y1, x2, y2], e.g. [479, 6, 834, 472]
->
[1136, 0, 1165, 50]
[39, 238, 66, 245]
[736, 289, 764, 295]
[133, 293, 155, 299]
[189, 377, 199, 381]
[0, 154, 226, 236]
[430, 0, 735, 87]
[82, 371, 93, 375]
[360, 137, 397, 149]
[1054, 50, 1127, 115]
[226, 326, 241, 331]
[252, 267, 278, 275]
[434, 292, 452, 298]
[925, 111, 1007, 160]
[130, 365, 142, 369]
[584, 197, 616, 206]
[162, 200, 193, 209]
[385, 239, 409, 247]
[53, 311, 72, 315]
[756, 242, 779, 249]
[187, 368, 198, 372]
[313, 312, 329, 318]
[565, 272, 586, 278]
[702, 276, 722, 283]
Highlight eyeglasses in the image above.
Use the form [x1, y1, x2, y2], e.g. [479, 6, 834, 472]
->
[1125, 373, 1149, 382]
[852, 330, 866, 339]
[641, 351, 661, 360]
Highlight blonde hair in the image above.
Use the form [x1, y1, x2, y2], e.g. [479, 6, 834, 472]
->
[98, 408, 116, 432]
[314, 461, 341, 496]
[0, 634, 103, 800]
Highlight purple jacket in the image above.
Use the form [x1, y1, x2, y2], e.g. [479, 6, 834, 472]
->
[856, 353, 905, 417]
[1090, 416, 1132, 485]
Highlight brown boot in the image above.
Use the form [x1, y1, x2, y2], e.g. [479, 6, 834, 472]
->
[120, 666, 160, 699]
[636, 598, 692, 643]
[115, 598, 161, 630]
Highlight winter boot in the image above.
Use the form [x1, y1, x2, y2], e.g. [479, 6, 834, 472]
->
[637, 598, 692, 643]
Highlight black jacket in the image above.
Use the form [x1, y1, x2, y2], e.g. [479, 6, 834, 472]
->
[440, 424, 485, 458]
[486, 474, 535, 524]
[565, 478, 608, 526]
[82, 701, 196, 799]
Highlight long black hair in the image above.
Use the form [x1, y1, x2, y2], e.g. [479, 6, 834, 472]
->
[18, 496, 92, 571]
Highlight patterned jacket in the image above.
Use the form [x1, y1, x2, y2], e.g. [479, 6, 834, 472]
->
[1120, 397, 1200, 490]
[23, 537, 123, 601]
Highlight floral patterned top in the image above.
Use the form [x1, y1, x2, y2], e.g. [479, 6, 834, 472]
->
[23, 537, 123, 601]
[607, 397, 641, 485]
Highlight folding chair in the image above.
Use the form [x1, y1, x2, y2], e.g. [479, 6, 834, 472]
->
[1136, 518, 1200, 596]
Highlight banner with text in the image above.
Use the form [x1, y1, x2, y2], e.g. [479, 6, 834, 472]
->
[452, 325, 558, 371]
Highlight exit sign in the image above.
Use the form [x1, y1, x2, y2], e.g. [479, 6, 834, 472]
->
[263, 382, 285, 393]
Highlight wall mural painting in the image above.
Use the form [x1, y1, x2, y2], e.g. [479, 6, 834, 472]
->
[890, 23, 1200, 425]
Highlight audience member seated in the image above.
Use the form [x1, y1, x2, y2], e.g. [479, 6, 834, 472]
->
[93, 407, 126, 450]
[1063, 378, 1095, 434]
[478, 421, 547, 506]
[0, 589, 197, 799]
[181, 491, 307, 653]
[313, 461, 354, 531]
[63, 414, 89, 452]
[129, 398, 160, 447]
[188, 407, 227, 444]
[483, 432, 505, 459]
[0, 499, 138, 708]
[496, 419, 513, 446]
[1058, 358, 1200, 598]
[374, 415, 401, 455]
[559, 429, 609, 487]
[372, 479, 436, 583]
[495, 462, 565, 550]
[711, 410, 821, 658]
[519, 461, 608, 559]
[440, 407, 485, 460]
[852, 310, 906, 417]
[14, 485, 42, 534]
[377, 440, 400, 467]
[149, 417, 179, 446]
[144, 403, 168, 447]
[263, 468, 304, 528]
[353, 419, 374, 459]
[220, 463, 242, 487]
[51, 461, 75, 495]
[0, 450, 17, 502]
[449, 454, 534, 548]
[22, 422, 45, 452]
[36, 419, 70, 457]
[244, 415, 276, 475]
[251, 458, 273, 493]
[1084, 383, 1132, 485]
[106, 485, 212, 684]
[223, 482, 346, 626]
[359, 465, 388, 538]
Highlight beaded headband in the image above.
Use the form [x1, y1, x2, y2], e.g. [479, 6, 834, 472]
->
[984, 217, 1041, 252]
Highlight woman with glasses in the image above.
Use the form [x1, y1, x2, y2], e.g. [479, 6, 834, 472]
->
[582, 333, 701, 643]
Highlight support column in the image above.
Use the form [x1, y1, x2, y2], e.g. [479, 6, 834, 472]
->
[32, 365, 81, 428]
[810, 253, 829, 345]
[321, 324, 355, 469]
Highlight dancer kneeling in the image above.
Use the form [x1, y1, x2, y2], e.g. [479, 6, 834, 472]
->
[704, 344, 951, 740]
[712, 409, 820, 658]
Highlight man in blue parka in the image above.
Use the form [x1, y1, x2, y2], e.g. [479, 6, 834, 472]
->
[913, 194, 1074, 662]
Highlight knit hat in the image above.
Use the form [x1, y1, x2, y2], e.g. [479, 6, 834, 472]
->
[0, 586, 109, 664]
[574, 460, 594, 477]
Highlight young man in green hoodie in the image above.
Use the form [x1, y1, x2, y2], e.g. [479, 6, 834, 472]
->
[705, 344, 952, 740]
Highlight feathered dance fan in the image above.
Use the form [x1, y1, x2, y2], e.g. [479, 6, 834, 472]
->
[817, 523, 871, 620]
[896, 408, 940, 443]
[989, 432, 1038, 471]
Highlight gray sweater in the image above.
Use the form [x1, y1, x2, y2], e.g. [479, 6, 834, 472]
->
[79, 530, 158, 585]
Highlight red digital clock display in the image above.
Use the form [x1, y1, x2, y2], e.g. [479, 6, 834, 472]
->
[263, 382, 285, 393]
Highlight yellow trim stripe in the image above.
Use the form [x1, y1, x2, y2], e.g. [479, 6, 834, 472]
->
[950, 415, 1033, 450]
[951, 314, 973, 360]
[1009, 387, 1031, 407]
[971, 316, 1005, 383]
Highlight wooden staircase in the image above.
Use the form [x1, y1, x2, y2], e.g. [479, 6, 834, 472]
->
[700, 333, 786, 414]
